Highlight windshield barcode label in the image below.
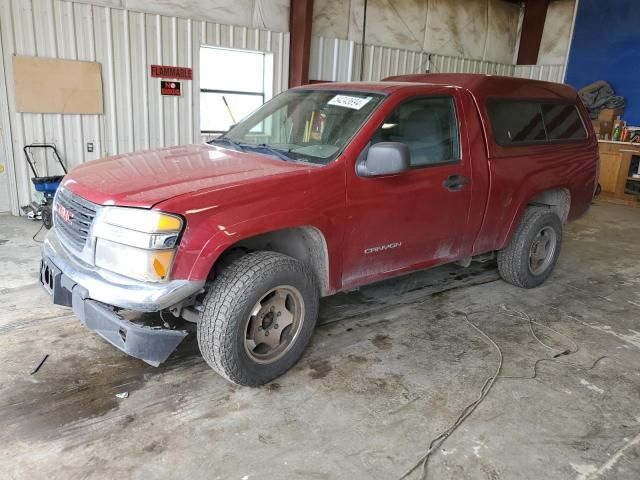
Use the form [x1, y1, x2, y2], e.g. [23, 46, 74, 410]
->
[328, 95, 372, 110]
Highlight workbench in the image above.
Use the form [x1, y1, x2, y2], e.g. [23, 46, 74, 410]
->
[598, 140, 640, 204]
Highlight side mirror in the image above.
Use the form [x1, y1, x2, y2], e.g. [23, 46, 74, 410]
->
[356, 142, 410, 177]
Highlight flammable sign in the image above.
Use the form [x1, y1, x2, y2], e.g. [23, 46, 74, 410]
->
[161, 81, 181, 96]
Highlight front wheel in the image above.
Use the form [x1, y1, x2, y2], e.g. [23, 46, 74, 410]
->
[497, 207, 562, 288]
[197, 251, 319, 386]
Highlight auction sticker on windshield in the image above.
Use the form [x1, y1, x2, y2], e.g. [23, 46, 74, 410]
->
[328, 95, 372, 110]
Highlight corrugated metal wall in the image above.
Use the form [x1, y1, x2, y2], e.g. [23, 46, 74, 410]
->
[309, 36, 356, 83]
[0, 0, 289, 215]
[311, 0, 522, 65]
[310, 36, 515, 82]
[513, 64, 565, 84]
[0, 20, 16, 214]
[424, 53, 515, 77]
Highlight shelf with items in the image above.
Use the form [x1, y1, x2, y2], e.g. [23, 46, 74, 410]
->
[624, 155, 640, 196]
[597, 141, 640, 204]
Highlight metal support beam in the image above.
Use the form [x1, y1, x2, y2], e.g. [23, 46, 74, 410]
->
[517, 0, 550, 65]
[289, 0, 314, 87]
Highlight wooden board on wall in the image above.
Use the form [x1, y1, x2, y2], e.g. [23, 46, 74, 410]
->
[13, 56, 103, 114]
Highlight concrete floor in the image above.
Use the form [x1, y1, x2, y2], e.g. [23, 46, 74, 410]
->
[1, 201, 639, 480]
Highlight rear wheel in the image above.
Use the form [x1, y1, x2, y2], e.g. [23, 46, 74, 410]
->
[497, 207, 562, 288]
[197, 251, 319, 386]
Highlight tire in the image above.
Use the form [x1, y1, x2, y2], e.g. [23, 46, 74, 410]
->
[197, 251, 319, 386]
[497, 207, 562, 289]
[42, 206, 53, 229]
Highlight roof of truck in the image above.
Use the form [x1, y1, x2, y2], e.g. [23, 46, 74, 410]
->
[303, 73, 579, 102]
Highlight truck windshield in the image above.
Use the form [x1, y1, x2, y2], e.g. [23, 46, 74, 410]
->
[217, 90, 385, 165]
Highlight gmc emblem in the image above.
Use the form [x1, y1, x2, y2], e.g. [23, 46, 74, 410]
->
[56, 204, 73, 225]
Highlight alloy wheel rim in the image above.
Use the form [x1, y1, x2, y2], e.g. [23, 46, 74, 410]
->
[528, 226, 557, 275]
[244, 285, 305, 364]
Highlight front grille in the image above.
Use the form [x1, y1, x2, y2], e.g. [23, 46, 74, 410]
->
[54, 188, 98, 252]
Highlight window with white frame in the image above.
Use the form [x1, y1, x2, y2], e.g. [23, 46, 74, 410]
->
[199, 46, 271, 135]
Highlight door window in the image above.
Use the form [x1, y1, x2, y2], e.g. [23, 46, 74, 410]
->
[371, 97, 460, 167]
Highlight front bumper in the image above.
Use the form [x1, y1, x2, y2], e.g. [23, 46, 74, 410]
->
[41, 229, 204, 366]
[43, 228, 204, 312]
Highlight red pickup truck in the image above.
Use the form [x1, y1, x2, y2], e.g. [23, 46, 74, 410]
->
[41, 74, 598, 386]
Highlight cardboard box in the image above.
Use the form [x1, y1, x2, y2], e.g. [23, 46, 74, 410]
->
[593, 118, 614, 139]
[598, 107, 625, 122]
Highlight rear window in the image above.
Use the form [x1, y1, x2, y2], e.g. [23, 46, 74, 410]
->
[487, 100, 587, 146]
[542, 104, 587, 141]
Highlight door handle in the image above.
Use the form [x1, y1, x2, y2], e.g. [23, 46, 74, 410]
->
[442, 174, 469, 191]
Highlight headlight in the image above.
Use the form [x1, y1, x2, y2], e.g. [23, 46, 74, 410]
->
[102, 208, 183, 233]
[95, 239, 176, 282]
[93, 207, 184, 282]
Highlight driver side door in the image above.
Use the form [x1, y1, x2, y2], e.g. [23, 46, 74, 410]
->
[341, 92, 473, 288]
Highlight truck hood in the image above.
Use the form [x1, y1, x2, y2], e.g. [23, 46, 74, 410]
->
[62, 144, 312, 208]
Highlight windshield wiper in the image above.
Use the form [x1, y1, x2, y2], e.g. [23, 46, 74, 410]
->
[242, 143, 293, 162]
[208, 137, 245, 152]
[209, 138, 293, 162]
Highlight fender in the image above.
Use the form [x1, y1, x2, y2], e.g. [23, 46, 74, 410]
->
[187, 211, 339, 292]
[473, 128, 596, 255]
[155, 159, 347, 291]
[492, 144, 596, 251]
[496, 185, 572, 251]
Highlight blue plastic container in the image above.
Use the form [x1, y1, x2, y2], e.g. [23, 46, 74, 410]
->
[32, 175, 63, 194]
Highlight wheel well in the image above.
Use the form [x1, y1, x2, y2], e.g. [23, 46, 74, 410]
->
[528, 188, 571, 223]
[214, 227, 330, 296]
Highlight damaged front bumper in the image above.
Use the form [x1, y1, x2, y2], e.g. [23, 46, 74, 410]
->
[41, 230, 204, 366]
